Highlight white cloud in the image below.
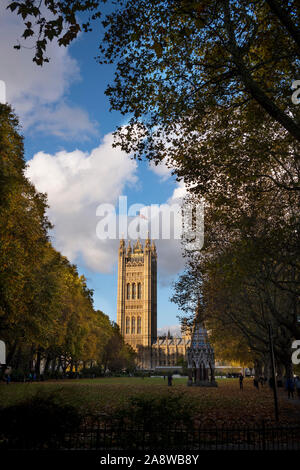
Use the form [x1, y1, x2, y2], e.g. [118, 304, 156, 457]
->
[149, 180, 188, 284]
[26, 132, 137, 271]
[157, 325, 182, 337]
[25, 102, 98, 140]
[26, 133, 189, 280]
[170, 180, 187, 200]
[0, 1, 97, 140]
[149, 161, 173, 181]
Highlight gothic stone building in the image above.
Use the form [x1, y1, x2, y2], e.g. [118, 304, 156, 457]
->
[187, 316, 217, 386]
[117, 237, 190, 369]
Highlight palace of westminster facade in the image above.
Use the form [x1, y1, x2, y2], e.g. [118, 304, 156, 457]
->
[117, 236, 191, 369]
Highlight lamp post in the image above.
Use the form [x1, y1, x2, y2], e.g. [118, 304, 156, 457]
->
[268, 324, 279, 422]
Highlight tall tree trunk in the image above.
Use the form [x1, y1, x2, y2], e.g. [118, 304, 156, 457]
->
[28, 344, 35, 372]
[56, 357, 62, 373]
[43, 354, 51, 374]
[51, 357, 56, 373]
[254, 358, 263, 380]
[263, 357, 271, 380]
[61, 357, 67, 374]
[6, 340, 18, 366]
[276, 362, 284, 387]
[35, 348, 42, 378]
[14, 346, 22, 370]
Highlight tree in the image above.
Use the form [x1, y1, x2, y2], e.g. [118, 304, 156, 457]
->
[0, 104, 132, 376]
[8, 0, 300, 141]
[8, 1, 300, 219]
[0, 104, 52, 365]
[101, 323, 136, 372]
[172, 188, 299, 378]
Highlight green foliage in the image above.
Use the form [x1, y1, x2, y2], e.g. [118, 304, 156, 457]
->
[172, 189, 299, 375]
[0, 104, 52, 354]
[80, 365, 103, 377]
[8, 2, 300, 141]
[101, 323, 137, 372]
[0, 104, 135, 375]
[115, 391, 196, 429]
[7, 0, 106, 65]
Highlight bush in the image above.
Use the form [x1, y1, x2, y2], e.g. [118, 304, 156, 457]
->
[9, 369, 26, 382]
[114, 391, 195, 430]
[133, 370, 149, 377]
[0, 390, 82, 449]
[80, 365, 103, 378]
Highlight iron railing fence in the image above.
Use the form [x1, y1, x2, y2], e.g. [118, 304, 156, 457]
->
[1, 419, 300, 451]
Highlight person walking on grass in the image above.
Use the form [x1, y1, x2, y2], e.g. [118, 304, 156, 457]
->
[167, 373, 173, 386]
[295, 377, 300, 399]
[286, 377, 295, 399]
[239, 374, 244, 390]
[259, 376, 264, 387]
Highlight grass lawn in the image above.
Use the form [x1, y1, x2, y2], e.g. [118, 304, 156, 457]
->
[0, 377, 298, 424]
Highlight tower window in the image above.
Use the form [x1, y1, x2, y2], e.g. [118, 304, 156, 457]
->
[126, 317, 130, 334]
[126, 283, 130, 300]
[137, 282, 142, 299]
[137, 316, 141, 334]
[131, 316, 135, 334]
[132, 283, 136, 299]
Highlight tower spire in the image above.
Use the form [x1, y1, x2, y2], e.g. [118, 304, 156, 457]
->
[119, 236, 125, 255]
[145, 231, 150, 251]
[134, 238, 143, 253]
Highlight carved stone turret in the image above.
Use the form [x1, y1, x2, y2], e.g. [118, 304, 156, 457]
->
[134, 238, 143, 254]
[187, 305, 217, 387]
[119, 237, 125, 254]
[145, 233, 151, 251]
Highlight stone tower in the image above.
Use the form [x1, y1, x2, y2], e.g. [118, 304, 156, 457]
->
[117, 236, 157, 355]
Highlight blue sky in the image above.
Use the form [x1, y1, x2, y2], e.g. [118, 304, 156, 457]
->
[1, 3, 187, 334]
